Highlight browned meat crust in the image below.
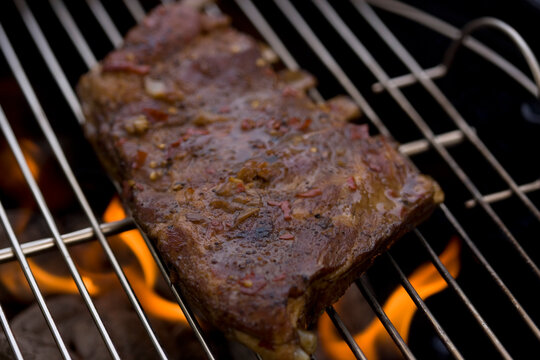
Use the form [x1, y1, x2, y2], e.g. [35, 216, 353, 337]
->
[77, 3, 443, 359]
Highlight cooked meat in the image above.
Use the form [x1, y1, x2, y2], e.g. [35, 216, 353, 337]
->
[77, 3, 443, 359]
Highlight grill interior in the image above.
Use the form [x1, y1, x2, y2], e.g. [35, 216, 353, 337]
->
[0, 0, 539, 359]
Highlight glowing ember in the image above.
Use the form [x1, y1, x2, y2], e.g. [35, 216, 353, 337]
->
[319, 237, 461, 360]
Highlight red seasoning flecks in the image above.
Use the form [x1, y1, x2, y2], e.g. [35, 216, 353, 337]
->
[218, 105, 231, 114]
[297, 188, 323, 198]
[267, 200, 292, 220]
[241, 118, 256, 131]
[183, 128, 210, 140]
[102, 61, 150, 75]
[346, 176, 357, 191]
[143, 107, 169, 122]
[280, 201, 292, 220]
[236, 182, 246, 193]
[288, 117, 312, 131]
[348, 123, 369, 140]
[132, 150, 147, 169]
[170, 139, 182, 148]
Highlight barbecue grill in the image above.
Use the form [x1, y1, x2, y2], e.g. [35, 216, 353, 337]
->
[0, 0, 539, 359]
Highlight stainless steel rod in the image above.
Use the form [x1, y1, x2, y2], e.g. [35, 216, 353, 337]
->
[236, 0, 466, 356]
[0, 196, 66, 360]
[271, 0, 392, 137]
[1, 6, 168, 357]
[325, 306, 368, 360]
[0, 218, 133, 264]
[122, 0, 146, 23]
[371, 65, 447, 93]
[130, 222, 217, 360]
[49, 0, 97, 69]
[12, 0, 84, 124]
[465, 179, 540, 208]
[355, 277, 417, 360]
[443, 17, 540, 98]
[30, 1, 216, 358]
[85, 0, 123, 48]
[366, 0, 539, 97]
[386, 253, 464, 359]
[1, 102, 120, 358]
[0, 300, 23, 360]
[439, 204, 540, 341]
[306, 0, 540, 341]
[358, 0, 540, 224]
[349, 0, 540, 280]
[414, 229, 512, 360]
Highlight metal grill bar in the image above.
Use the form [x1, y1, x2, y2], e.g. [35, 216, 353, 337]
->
[371, 65, 446, 93]
[326, 306, 368, 360]
[40, 1, 468, 358]
[465, 179, 540, 208]
[439, 203, 540, 340]
[0, 296, 22, 360]
[121, 0, 146, 23]
[233, 0, 299, 72]
[355, 0, 540, 232]
[311, 0, 540, 284]
[355, 277, 416, 360]
[12, 0, 84, 124]
[49, 0, 97, 69]
[308, 0, 540, 343]
[413, 229, 512, 359]
[0, 100, 120, 358]
[0, 7, 169, 359]
[239, 0, 540, 357]
[3, 1, 216, 358]
[442, 17, 540, 98]
[130, 223, 217, 360]
[236, 0, 462, 357]
[262, 0, 467, 356]
[0, 176, 65, 359]
[0, 218, 133, 264]
[367, 0, 539, 97]
[386, 252, 464, 359]
[85, 0, 123, 48]
[397, 129, 464, 157]
[310, 1, 525, 357]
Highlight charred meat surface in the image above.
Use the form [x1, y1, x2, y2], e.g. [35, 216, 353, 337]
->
[77, 3, 443, 359]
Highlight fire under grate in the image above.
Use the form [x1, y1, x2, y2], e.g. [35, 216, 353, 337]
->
[0, 0, 539, 359]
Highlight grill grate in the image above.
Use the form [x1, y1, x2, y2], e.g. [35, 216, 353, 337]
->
[0, 0, 539, 359]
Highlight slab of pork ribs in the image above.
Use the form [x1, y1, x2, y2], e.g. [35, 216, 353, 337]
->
[77, 3, 443, 359]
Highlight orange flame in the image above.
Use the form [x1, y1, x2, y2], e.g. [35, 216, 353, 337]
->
[0, 195, 187, 325]
[103, 198, 157, 288]
[103, 197, 187, 324]
[319, 237, 461, 360]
